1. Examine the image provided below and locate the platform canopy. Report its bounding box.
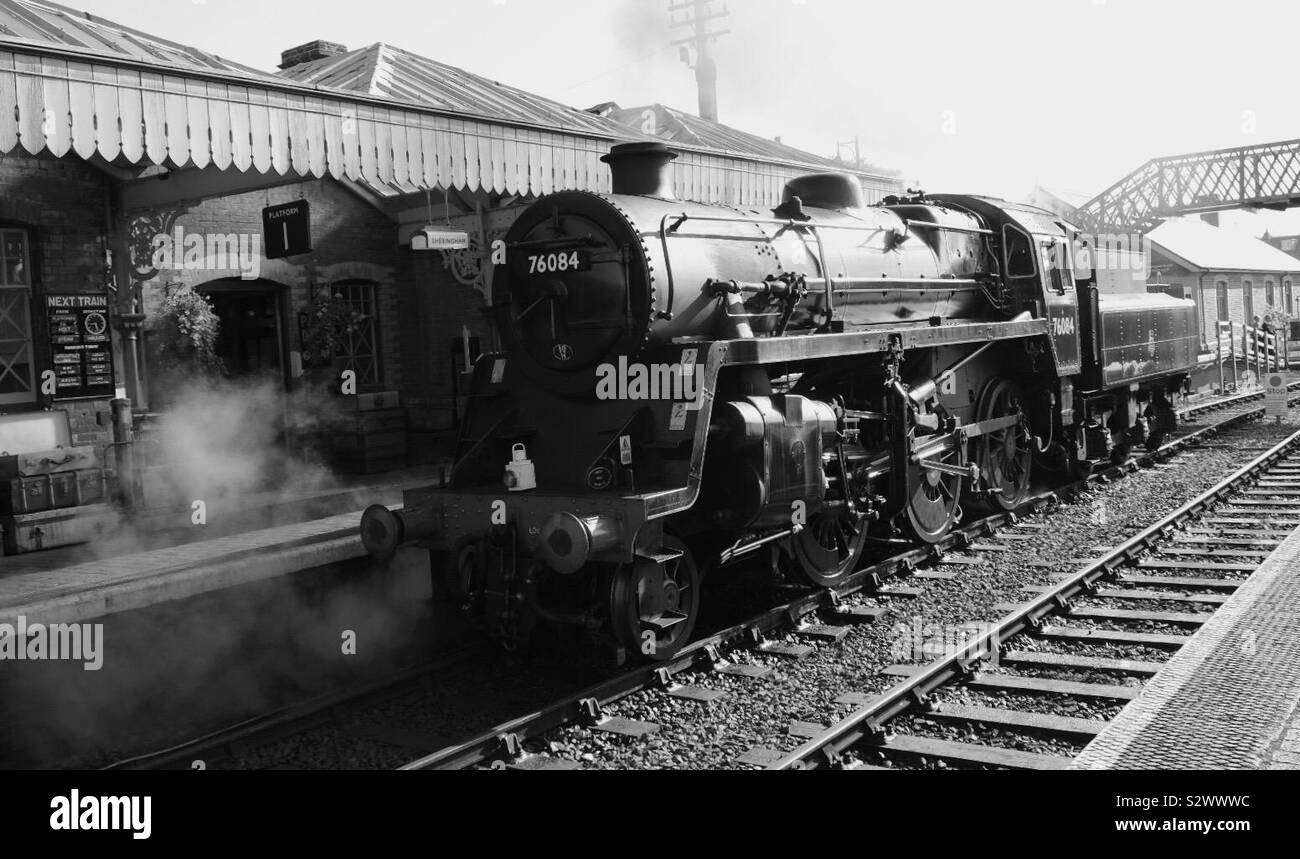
[0,0,881,208]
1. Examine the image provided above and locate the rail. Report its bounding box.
[768,423,1300,769]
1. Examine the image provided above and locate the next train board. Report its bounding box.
[45,293,115,400]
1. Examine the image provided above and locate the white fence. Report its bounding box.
[1214,320,1287,391]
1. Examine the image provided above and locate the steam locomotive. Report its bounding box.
[361,141,1199,661]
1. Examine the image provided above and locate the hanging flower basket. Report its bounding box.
[148,285,225,406]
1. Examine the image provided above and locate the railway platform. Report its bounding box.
[1072,526,1300,770]
[0,466,446,627]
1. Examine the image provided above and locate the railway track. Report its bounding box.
[400,384,1300,772]
[764,424,1300,770]
[101,382,1294,771]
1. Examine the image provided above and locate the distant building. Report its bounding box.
[1146,219,1300,346]
[1262,232,1300,262]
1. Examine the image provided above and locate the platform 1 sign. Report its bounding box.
[1266,372,1289,418]
[263,200,311,259]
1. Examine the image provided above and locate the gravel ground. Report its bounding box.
[228,406,1300,770]
[534,417,1300,770]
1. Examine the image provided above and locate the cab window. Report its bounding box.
[1042,241,1073,294]
[1003,225,1035,277]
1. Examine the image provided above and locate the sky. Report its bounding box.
[76,0,1300,234]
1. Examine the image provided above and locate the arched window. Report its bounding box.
[0,228,36,406]
[1266,279,1275,308]
[1243,280,1253,320]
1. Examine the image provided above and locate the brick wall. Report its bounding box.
[140,179,401,395]
[0,152,115,449]
[398,249,497,432]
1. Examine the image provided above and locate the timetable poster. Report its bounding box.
[45,293,115,400]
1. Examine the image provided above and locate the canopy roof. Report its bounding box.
[0,1,891,207]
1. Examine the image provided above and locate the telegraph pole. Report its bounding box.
[837,137,862,168]
[669,0,730,122]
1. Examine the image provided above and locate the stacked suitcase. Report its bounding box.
[1,446,111,554]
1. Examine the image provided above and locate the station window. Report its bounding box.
[1216,281,1229,322]
[1287,281,1294,315]
[1266,279,1275,308]
[0,229,36,406]
[330,280,382,391]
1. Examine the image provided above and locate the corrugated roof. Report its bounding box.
[0,4,895,207]
[1149,218,1300,273]
[604,103,898,184]
[0,0,275,79]
[278,42,627,137]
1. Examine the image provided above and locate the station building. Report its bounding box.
[0,1,899,549]
[1146,218,1300,347]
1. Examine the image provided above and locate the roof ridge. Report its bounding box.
[368,42,392,96]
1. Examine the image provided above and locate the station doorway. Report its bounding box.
[196,278,288,387]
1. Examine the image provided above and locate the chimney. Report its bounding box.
[279,40,347,70]
[601,142,678,199]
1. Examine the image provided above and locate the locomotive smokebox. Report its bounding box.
[781,173,866,211]
[602,141,678,198]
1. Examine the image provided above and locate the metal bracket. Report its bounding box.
[499,732,523,760]
[579,698,603,722]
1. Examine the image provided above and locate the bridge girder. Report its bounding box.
[1072,138,1300,235]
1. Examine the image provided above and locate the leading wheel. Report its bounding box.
[903,448,964,544]
[973,378,1034,511]
[792,506,870,587]
[608,536,700,662]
